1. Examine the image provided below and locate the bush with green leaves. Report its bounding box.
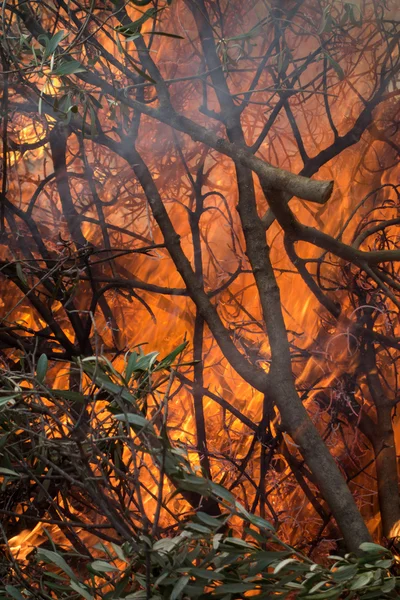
[0,347,399,599]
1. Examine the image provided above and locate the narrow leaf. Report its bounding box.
[125,352,138,382]
[273,558,299,574]
[37,549,77,581]
[53,390,86,402]
[36,354,48,383]
[218,583,254,593]
[54,59,86,76]
[113,413,151,429]
[350,571,374,590]
[143,31,184,39]
[16,263,27,286]
[90,560,119,573]
[324,51,345,80]
[359,542,389,554]
[0,394,19,407]
[115,9,157,37]
[43,30,66,59]
[156,342,187,370]
[134,351,159,372]
[171,575,189,600]
[0,468,20,478]
[69,581,94,600]
[5,586,25,600]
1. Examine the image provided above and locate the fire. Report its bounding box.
[8,524,44,561]
[0,1,399,591]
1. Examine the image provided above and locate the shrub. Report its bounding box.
[0,347,398,599]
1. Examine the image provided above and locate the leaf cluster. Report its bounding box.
[0,347,398,600]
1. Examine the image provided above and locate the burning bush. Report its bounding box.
[0,0,400,588]
[0,349,399,599]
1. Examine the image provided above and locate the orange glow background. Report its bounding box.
[2,0,400,563]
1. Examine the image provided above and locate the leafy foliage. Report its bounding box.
[0,347,399,599]
[1,0,400,595]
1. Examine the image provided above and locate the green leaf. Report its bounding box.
[0,394,19,407]
[196,511,224,529]
[156,342,187,370]
[153,537,180,553]
[126,61,156,83]
[111,543,127,563]
[324,51,345,80]
[125,352,138,382]
[115,9,157,37]
[213,533,223,550]
[308,580,331,594]
[350,571,374,590]
[273,558,299,574]
[318,7,334,34]
[178,474,210,495]
[88,103,97,138]
[37,549,77,582]
[90,560,119,573]
[0,468,20,478]
[143,31,184,39]
[244,512,275,532]
[52,390,86,402]
[5,586,25,600]
[88,94,103,110]
[210,482,235,504]
[374,558,392,568]
[69,581,94,600]
[125,350,160,380]
[345,3,363,27]
[248,551,291,575]
[36,353,48,383]
[171,575,189,600]
[217,583,255,594]
[54,59,86,76]
[359,542,389,554]
[301,589,342,600]
[124,593,148,600]
[331,564,358,582]
[82,362,135,403]
[381,577,396,593]
[188,567,225,581]
[223,537,253,549]
[185,523,211,534]
[41,30,66,59]
[134,351,159,372]
[122,33,141,42]
[16,263,27,286]
[113,413,151,429]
